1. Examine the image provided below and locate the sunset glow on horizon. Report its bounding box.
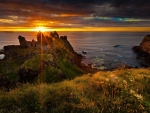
[0,1,150,32]
[0,27,150,32]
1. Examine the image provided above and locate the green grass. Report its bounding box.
[58,60,84,79]
[55,48,84,80]
[42,66,63,83]
[20,53,83,83]
[0,59,22,80]
[4,73,17,81]
[0,61,7,74]
[0,68,150,112]
[22,54,53,70]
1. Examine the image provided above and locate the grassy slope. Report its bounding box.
[0,68,150,112]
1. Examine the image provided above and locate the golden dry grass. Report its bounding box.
[0,68,150,112]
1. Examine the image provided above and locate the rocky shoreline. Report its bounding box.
[80,34,150,71]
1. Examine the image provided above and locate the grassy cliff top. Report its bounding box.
[0,68,150,112]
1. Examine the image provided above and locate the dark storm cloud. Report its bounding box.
[0,0,150,27]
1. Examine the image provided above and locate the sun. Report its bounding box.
[37,26,46,32]
[31,26,52,32]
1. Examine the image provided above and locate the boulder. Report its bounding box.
[82,51,87,54]
[114,45,123,48]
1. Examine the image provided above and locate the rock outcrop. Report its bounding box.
[18,35,28,48]
[139,35,150,54]
[132,35,150,64]
[60,36,74,52]
[133,35,150,54]
[50,31,59,38]
[37,31,46,44]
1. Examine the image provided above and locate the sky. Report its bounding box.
[0,0,150,31]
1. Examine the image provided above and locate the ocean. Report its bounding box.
[0,31,149,69]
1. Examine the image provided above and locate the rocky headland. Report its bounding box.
[132,34,150,66]
[0,31,85,91]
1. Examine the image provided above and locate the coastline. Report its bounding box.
[0,32,150,112]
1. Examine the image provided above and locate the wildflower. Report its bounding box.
[134,94,143,101]
[130,89,143,101]
[123,80,128,88]
[129,77,134,82]
[123,80,127,84]
[130,89,135,94]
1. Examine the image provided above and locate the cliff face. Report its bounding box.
[139,35,150,54]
